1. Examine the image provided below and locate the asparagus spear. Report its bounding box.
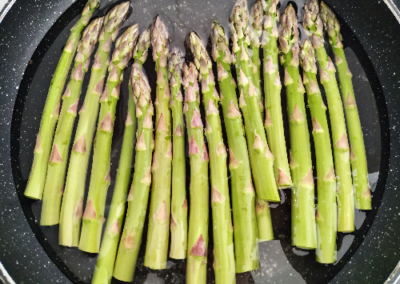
[262,0,292,188]
[320,2,371,210]
[168,48,188,260]
[113,64,154,282]
[79,24,139,253]
[24,0,100,200]
[230,0,280,202]
[301,40,337,263]
[144,16,172,269]
[59,2,130,247]
[92,29,151,284]
[182,62,209,284]
[190,32,235,284]
[249,0,264,117]
[211,22,259,272]
[279,5,316,249]
[303,0,355,232]
[40,18,103,226]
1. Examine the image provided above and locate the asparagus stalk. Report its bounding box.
[301,40,337,263]
[113,64,154,282]
[144,16,172,269]
[303,0,355,232]
[211,22,259,272]
[92,29,151,284]
[79,24,139,253]
[255,198,274,241]
[182,62,209,284]
[231,0,279,202]
[262,0,292,188]
[24,0,100,200]
[189,32,235,284]
[40,18,103,226]
[320,2,371,210]
[59,2,130,247]
[249,0,264,116]
[279,5,316,249]
[168,48,188,260]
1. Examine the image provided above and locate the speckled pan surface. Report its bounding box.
[0,0,399,283]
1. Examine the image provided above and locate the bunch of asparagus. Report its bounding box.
[190,31,236,284]
[300,39,337,263]
[92,29,151,284]
[23,0,372,281]
[41,16,104,226]
[280,4,317,250]
[25,0,100,200]
[59,2,131,248]
[79,23,139,253]
[304,0,355,235]
[320,2,371,211]
[211,21,259,272]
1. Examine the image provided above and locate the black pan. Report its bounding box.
[0,0,399,283]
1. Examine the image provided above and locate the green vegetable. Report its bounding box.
[59,2,130,247]
[211,21,259,273]
[320,1,371,211]
[190,32,235,284]
[41,17,103,226]
[249,0,264,117]
[113,64,154,282]
[279,5,316,249]
[304,0,355,231]
[183,62,209,284]
[91,28,151,284]
[262,0,292,188]
[144,16,173,270]
[168,48,188,260]
[301,39,337,263]
[24,0,100,200]
[231,0,280,202]
[79,24,139,253]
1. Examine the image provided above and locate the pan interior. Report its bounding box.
[10,0,388,283]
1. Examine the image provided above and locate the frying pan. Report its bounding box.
[0,0,399,283]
